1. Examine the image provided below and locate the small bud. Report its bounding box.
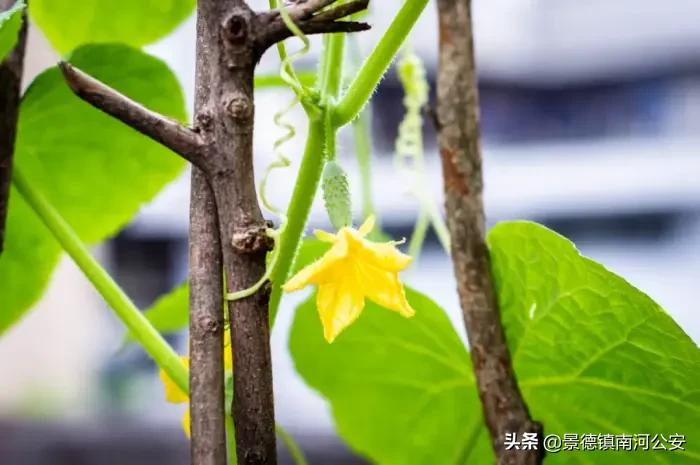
[322,161,352,230]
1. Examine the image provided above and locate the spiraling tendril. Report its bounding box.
[228,0,316,302]
[259,0,313,218]
[395,48,451,259]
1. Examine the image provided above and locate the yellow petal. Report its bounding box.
[159,356,189,404]
[182,406,191,438]
[284,216,415,341]
[357,215,376,237]
[283,233,349,292]
[359,263,415,318]
[313,229,336,243]
[349,233,413,272]
[316,270,365,343]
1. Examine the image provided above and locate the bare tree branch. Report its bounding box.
[256,0,369,53]
[310,0,368,22]
[262,19,368,47]
[435,1,543,464]
[58,62,208,170]
[190,1,371,462]
[197,2,277,463]
[187,2,233,464]
[286,0,337,21]
[0,0,27,255]
[189,167,227,465]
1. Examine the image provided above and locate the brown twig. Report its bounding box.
[255,0,369,52]
[59,62,208,170]
[197,2,370,463]
[186,2,233,464]
[0,0,27,254]
[285,0,337,21]
[189,168,227,465]
[310,0,368,22]
[196,3,278,463]
[435,1,543,464]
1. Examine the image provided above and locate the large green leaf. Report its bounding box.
[16,44,187,243]
[290,221,700,464]
[29,0,195,54]
[0,44,187,334]
[0,187,60,331]
[0,0,24,62]
[490,222,700,463]
[290,288,491,465]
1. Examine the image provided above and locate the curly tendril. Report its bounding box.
[228,0,314,302]
[258,0,313,218]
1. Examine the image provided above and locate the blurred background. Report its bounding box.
[1,0,699,463]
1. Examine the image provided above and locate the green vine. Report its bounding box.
[333,0,429,127]
[395,49,450,257]
[12,168,188,393]
[268,0,431,323]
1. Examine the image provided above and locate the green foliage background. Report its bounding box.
[29,0,195,54]
[0,0,23,61]
[0,0,190,333]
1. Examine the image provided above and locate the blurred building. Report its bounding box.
[2,0,700,463]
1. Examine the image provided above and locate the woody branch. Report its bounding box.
[0,0,28,254]
[435,1,543,465]
[58,62,208,170]
[60,1,370,465]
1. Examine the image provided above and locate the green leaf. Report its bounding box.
[290,222,700,464]
[0,0,24,62]
[0,187,60,332]
[0,44,187,334]
[489,221,700,464]
[29,0,195,54]
[16,44,187,243]
[125,282,189,342]
[290,286,490,465]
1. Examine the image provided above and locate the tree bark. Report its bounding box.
[0,0,27,254]
[435,1,543,464]
[186,5,230,464]
[59,62,205,167]
[194,3,368,463]
[189,168,227,465]
[195,2,276,463]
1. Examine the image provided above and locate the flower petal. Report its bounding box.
[355,239,413,272]
[316,272,365,343]
[314,229,336,243]
[159,356,189,404]
[283,234,349,291]
[357,215,376,237]
[359,263,415,318]
[182,407,191,438]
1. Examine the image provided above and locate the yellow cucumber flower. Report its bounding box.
[160,356,190,404]
[284,215,415,343]
[159,333,233,438]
